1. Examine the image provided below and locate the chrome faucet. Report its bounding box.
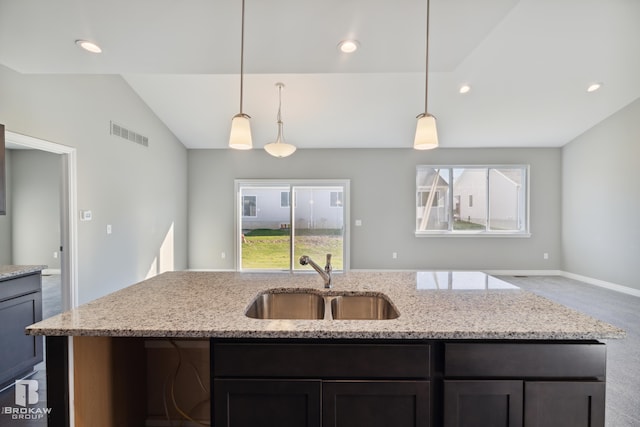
[299,254,333,288]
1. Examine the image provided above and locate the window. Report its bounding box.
[242,195,257,217]
[416,166,529,236]
[280,191,290,208]
[236,180,350,271]
[330,191,343,207]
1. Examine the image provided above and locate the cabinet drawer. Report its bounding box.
[213,341,431,379]
[0,273,41,301]
[445,343,605,379]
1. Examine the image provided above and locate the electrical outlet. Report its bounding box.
[221,252,226,259]
[106,224,112,235]
[53,251,58,259]
[392,252,398,259]
[543,252,549,260]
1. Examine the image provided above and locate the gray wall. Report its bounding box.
[10,150,61,269]
[188,148,562,271]
[562,98,640,291]
[0,149,12,265]
[0,65,188,304]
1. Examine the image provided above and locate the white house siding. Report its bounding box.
[488,169,520,230]
[241,187,344,231]
[455,169,487,225]
[455,169,520,230]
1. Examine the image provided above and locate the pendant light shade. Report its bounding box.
[264,83,297,158]
[414,0,438,150]
[229,113,252,150]
[229,0,252,150]
[414,113,438,150]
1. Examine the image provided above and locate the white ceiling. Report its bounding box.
[1,0,639,150]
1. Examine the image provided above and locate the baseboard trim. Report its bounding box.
[560,271,640,298]
[484,270,563,276]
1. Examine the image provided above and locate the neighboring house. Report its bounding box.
[455,169,522,230]
[241,188,344,231]
[416,172,450,230]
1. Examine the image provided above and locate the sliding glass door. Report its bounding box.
[236,180,348,272]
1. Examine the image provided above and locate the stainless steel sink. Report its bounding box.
[245,289,399,320]
[330,294,399,320]
[245,291,325,319]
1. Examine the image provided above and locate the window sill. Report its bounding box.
[415,231,531,238]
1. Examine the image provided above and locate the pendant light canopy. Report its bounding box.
[229,0,252,150]
[414,0,439,150]
[264,83,297,158]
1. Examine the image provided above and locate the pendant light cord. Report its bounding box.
[277,84,282,125]
[424,0,431,113]
[239,0,246,114]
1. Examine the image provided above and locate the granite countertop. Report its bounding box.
[0,265,47,281]
[26,271,626,340]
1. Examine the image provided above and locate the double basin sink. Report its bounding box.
[245,289,399,320]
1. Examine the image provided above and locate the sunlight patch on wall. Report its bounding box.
[145,222,175,279]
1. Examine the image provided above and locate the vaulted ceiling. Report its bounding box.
[1,0,638,149]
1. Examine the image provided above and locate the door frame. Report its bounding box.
[5,130,78,310]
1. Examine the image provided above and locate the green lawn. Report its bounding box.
[242,229,343,270]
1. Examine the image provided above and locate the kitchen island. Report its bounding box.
[27,271,625,427]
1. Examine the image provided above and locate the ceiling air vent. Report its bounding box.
[110,121,149,147]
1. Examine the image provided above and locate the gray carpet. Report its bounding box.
[501,275,640,427]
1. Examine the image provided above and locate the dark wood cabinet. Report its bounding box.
[323,380,430,427]
[214,379,321,427]
[444,380,523,427]
[0,272,43,387]
[443,343,606,427]
[525,381,605,427]
[212,340,433,427]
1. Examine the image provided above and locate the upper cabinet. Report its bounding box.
[1,124,5,215]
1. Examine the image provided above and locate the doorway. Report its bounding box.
[4,131,78,311]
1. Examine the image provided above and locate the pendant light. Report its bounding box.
[229,0,252,150]
[414,0,439,150]
[264,83,297,158]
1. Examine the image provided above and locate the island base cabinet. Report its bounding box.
[524,381,605,427]
[213,379,321,427]
[444,380,605,427]
[323,381,430,427]
[444,380,523,427]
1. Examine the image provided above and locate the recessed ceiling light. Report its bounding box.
[338,40,359,53]
[75,39,102,53]
[587,82,602,93]
[459,84,471,94]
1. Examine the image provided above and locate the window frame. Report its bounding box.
[415,165,530,237]
[235,179,351,271]
[242,195,257,218]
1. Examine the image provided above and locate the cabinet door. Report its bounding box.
[525,381,605,427]
[444,380,523,427]
[0,291,43,386]
[213,379,321,427]
[323,381,430,427]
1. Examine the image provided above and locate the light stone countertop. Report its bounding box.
[26,271,626,340]
[0,265,47,281]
